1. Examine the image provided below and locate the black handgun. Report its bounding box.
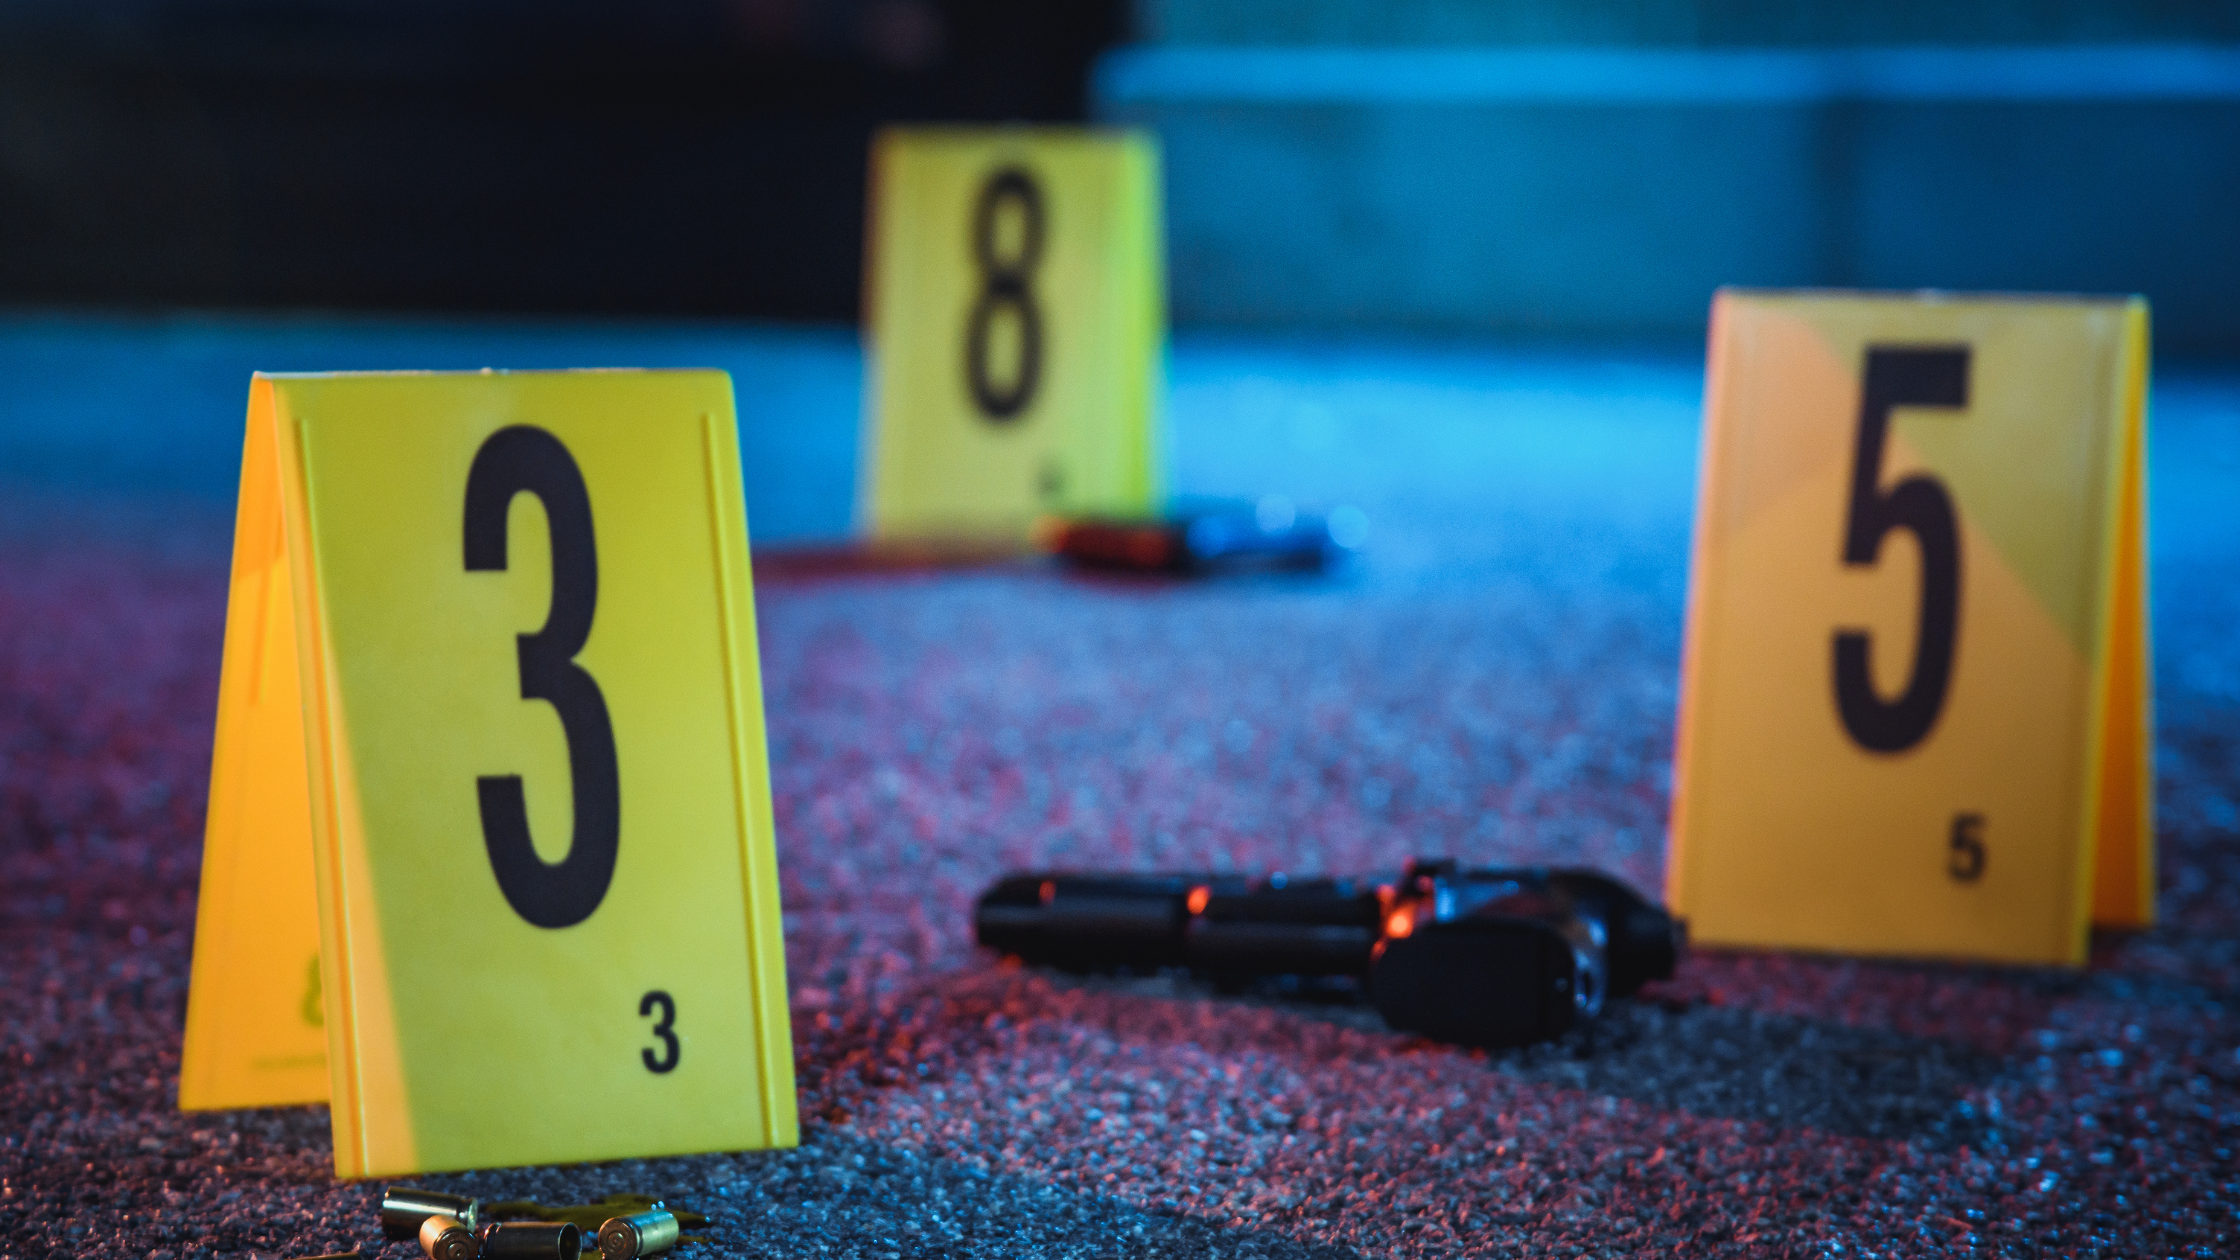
[974,859,1681,1047]
[1050,500,1364,574]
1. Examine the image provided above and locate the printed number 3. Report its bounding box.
[1834,346,1971,755]
[641,990,680,1074]
[464,426,621,929]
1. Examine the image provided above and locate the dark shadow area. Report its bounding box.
[0,0,1128,321]
[1038,969,2004,1147]
[1491,999,2003,1148]
[416,1131,1366,1260]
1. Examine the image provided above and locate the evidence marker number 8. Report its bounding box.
[964,166,1047,422]
[1833,345,1983,883]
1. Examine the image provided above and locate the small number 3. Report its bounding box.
[640,990,679,1074]
[1949,813,1986,882]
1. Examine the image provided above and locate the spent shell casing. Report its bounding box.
[596,1209,681,1260]
[383,1188,480,1240]
[477,1221,582,1260]
[419,1213,478,1260]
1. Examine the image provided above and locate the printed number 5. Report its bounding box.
[464,426,621,930]
[641,990,680,1074]
[1834,347,1971,754]
[1949,813,1987,882]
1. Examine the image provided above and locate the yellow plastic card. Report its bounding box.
[1669,290,2153,966]
[860,126,1166,541]
[179,370,797,1176]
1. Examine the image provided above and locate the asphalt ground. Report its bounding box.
[3,315,2238,1258]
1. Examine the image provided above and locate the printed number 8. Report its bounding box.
[964,166,1046,421]
[1834,347,1970,754]
[464,427,621,930]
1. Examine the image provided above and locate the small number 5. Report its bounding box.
[1949,813,1986,882]
[640,990,679,1074]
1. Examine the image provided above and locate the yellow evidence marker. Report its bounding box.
[859,126,1167,543]
[1669,290,2153,966]
[179,370,797,1176]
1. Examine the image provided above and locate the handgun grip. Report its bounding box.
[1370,916,1600,1047]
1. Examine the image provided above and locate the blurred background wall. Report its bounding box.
[4,0,2237,353]
[1107,1,2240,353]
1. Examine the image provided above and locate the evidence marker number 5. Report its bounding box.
[1671,290,2153,965]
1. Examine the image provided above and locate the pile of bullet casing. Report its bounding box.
[382,1189,683,1260]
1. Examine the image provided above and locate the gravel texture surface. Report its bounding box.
[3,330,2239,1259]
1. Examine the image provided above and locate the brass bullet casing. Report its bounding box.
[477,1221,583,1260]
[419,1214,479,1260]
[596,1210,681,1260]
[383,1189,481,1240]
